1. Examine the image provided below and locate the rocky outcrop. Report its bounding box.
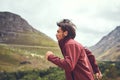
[90,26,120,61]
[0,12,36,33]
[0,12,57,46]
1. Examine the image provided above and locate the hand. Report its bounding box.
[95,72,102,80]
[45,51,54,60]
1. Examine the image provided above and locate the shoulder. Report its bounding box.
[65,39,83,48]
[65,39,75,44]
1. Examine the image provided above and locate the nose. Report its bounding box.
[56,33,59,40]
[56,32,58,36]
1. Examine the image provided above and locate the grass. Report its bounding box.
[1,32,58,47]
[0,43,62,72]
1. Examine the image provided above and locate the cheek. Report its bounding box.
[56,33,60,39]
[56,33,59,37]
[56,33,63,40]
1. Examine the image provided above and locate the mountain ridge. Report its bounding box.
[0,11,57,46]
[0,11,60,72]
[90,26,120,61]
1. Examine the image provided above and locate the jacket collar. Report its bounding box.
[58,37,71,49]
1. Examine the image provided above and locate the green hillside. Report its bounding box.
[1,31,58,47]
[0,12,57,47]
[97,43,120,61]
[0,12,62,72]
[0,43,62,72]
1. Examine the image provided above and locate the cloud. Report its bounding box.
[0,0,120,46]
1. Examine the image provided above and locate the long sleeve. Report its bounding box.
[48,38,95,80]
[48,44,81,72]
[85,48,100,73]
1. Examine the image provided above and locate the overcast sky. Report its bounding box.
[0,0,120,46]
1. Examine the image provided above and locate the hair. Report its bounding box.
[57,19,76,39]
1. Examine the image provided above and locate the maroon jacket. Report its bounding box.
[48,38,99,80]
[84,48,100,74]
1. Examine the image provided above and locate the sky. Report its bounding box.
[0,0,120,47]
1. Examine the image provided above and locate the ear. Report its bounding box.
[64,31,68,36]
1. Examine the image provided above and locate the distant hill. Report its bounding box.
[0,12,61,72]
[90,26,120,61]
[0,12,57,47]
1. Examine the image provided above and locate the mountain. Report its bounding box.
[0,12,61,72]
[0,12,57,47]
[90,26,120,61]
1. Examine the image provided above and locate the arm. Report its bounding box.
[47,44,80,72]
[84,48,100,73]
[84,48,102,79]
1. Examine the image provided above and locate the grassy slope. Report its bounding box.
[0,12,61,72]
[97,43,120,61]
[0,26,62,72]
[2,31,58,47]
[0,43,62,72]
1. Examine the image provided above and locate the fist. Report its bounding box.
[45,51,54,60]
[95,72,102,80]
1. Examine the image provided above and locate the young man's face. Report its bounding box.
[56,27,66,41]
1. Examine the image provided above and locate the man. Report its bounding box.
[46,19,102,80]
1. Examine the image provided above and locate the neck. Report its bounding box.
[58,37,72,48]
